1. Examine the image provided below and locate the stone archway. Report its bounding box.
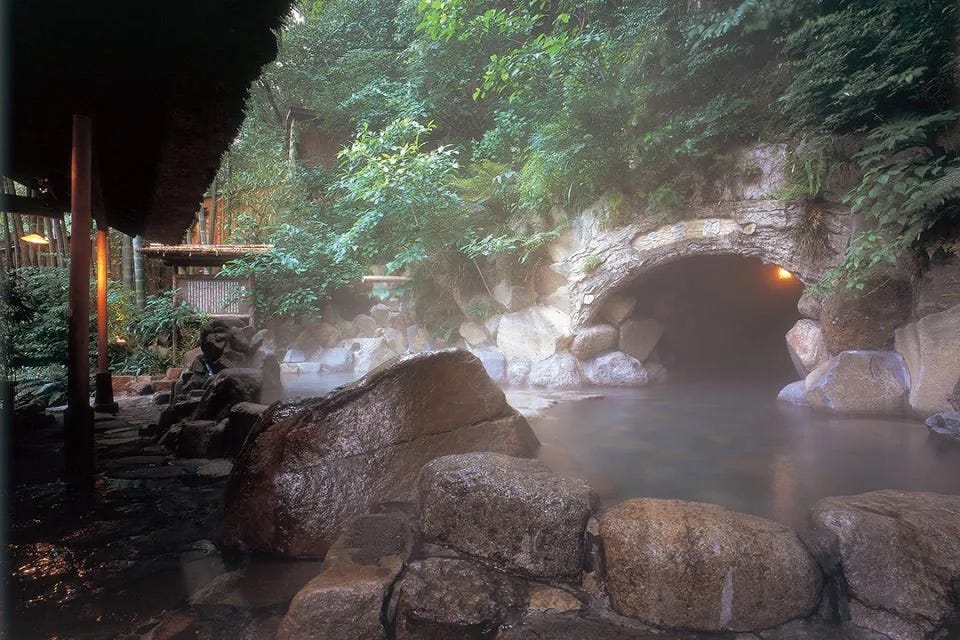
[557,199,851,331]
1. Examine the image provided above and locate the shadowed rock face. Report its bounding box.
[220,349,539,557]
[810,491,960,640]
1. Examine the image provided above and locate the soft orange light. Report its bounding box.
[775,266,794,281]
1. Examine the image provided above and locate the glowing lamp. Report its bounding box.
[775,266,794,281]
[21,233,50,245]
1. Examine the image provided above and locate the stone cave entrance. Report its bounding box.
[619,255,803,383]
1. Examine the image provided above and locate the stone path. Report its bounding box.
[8,397,318,640]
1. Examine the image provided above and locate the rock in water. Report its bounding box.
[417,453,598,580]
[529,353,583,390]
[810,491,960,640]
[583,351,648,387]
[220,349,539,557]
[925,412,960,440]
[804,351,909,416]
[600,498,821,632]
[777,380,808,406]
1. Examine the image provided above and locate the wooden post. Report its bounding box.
[66,114,95,479]
[93,223,117,413]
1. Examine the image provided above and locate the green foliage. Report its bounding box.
[217,0,958,301]
[2,266,69,370]
[583,254,603,272]
[333,118,463,272]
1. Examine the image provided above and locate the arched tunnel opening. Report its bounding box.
[618,255,804,383]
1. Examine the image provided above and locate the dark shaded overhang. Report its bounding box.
[6,0,292,243]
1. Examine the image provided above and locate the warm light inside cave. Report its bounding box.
[775,266,794,281]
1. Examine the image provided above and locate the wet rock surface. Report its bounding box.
[389,557,529,640]
[810,490,960,640]
[221,349,539,557]
[600,498,822,632]
[417,453,598,579]
[804,351,909,415]
[277,512,414,640]
[786,319,829,377]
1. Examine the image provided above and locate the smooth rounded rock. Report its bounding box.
[570,324,618,361]
[600,498,822,632]
[583,351,648,387]
[528,353,583,390]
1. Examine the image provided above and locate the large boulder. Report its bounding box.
[619,318,664,362]
[417,453,598,580]
[804,351,909,416]
[497,306,571,364]
[389,557,528,640]
[819,279,912,353]
[529,353,583,390]
[583,351,649,387]
[570,324,618,361]
[225,402,267,457]
[810,491,960,640]
[277,512,414,640]
[786,319,830,377]
[600,499,821,632]
[220,350,539,556]
[895,304,960,416]
[194,368,263,423]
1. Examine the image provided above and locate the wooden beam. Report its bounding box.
[66,114,95,479]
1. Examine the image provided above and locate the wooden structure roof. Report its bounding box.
[5,0,293,243]
[139,243,273,267]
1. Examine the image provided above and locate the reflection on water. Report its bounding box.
[532,380,960,529]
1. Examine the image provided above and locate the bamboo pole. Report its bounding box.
[58,217,69,263]
[2,210,13,270]
[11,213,25,266]
[44,217,57,267]
[66,114,95,479]
[121,233,133,289]
[133,234,145,309]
